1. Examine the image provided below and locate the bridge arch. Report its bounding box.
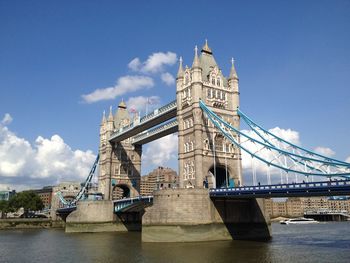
[112,184,130,200]
[208,164,232,188]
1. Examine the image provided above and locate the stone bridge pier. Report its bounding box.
[142,189,271,242]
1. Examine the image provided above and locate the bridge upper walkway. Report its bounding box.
[132,119,178,145]
[109,100,177,143]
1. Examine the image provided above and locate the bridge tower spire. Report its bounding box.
[176,40,242,189]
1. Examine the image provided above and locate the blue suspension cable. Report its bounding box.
[200,101,350,168]
[57,154,100,206]
[199,100,350,177]
[238,108,349,165]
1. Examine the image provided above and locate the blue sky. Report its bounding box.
[1,0,350,190]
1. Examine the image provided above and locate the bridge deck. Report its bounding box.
[210,180,350,198]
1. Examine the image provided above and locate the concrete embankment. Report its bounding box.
[65,200,141,233]
[0,219,65,230]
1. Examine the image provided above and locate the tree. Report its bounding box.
[0,200,14,219]
[9,191,44,218]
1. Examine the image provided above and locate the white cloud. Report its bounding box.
[128,58,141,71]
[241,127,300,173]
[82,75,154,103]
[239,127,349,184]
[161,72,175,86]
[346,156,350,163]
[129,52,177,74]
[1,113,13,125]
[0,122,96,191]
[143,134,178,166]
[314,146,335,157]
[126,96,161,114]
[240,127,304,185]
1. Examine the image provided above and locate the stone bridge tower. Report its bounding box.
[98,102,142,200]
[144,42,270,242]
[176,41,242,189]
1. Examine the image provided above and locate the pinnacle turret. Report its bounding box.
[192,45,200,68]
[108,106,113,121]
[101,110,106,125]
[177,56,184,78]
[229,57,238,80]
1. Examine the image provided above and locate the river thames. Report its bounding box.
[0,222,349,263]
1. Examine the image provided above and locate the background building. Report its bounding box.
[140,167,178,196]
[50,182,81,220]
[265,197,350,218]
[32,186,53,209]
[0,189,16,201]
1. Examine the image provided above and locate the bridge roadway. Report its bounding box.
[109,100,177,143]
[57,180,350,216]
[112,179,350,212]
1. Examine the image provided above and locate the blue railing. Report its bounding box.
[210,180,350,198]
[113,195,153,212]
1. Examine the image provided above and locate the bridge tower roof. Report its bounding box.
[198,40,227,86]
[114,100,130,129]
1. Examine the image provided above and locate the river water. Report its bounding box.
[0,222,349,263]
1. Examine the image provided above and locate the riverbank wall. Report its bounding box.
[0,219,65,230]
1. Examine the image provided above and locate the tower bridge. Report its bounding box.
[62,41,350,242]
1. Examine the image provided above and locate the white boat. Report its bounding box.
[280,217,318,224]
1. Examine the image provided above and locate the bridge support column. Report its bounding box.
[142,189,271,242]
[65,201,141,233]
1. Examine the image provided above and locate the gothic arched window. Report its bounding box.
[217,78,221,86]
[212,78,216,85]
